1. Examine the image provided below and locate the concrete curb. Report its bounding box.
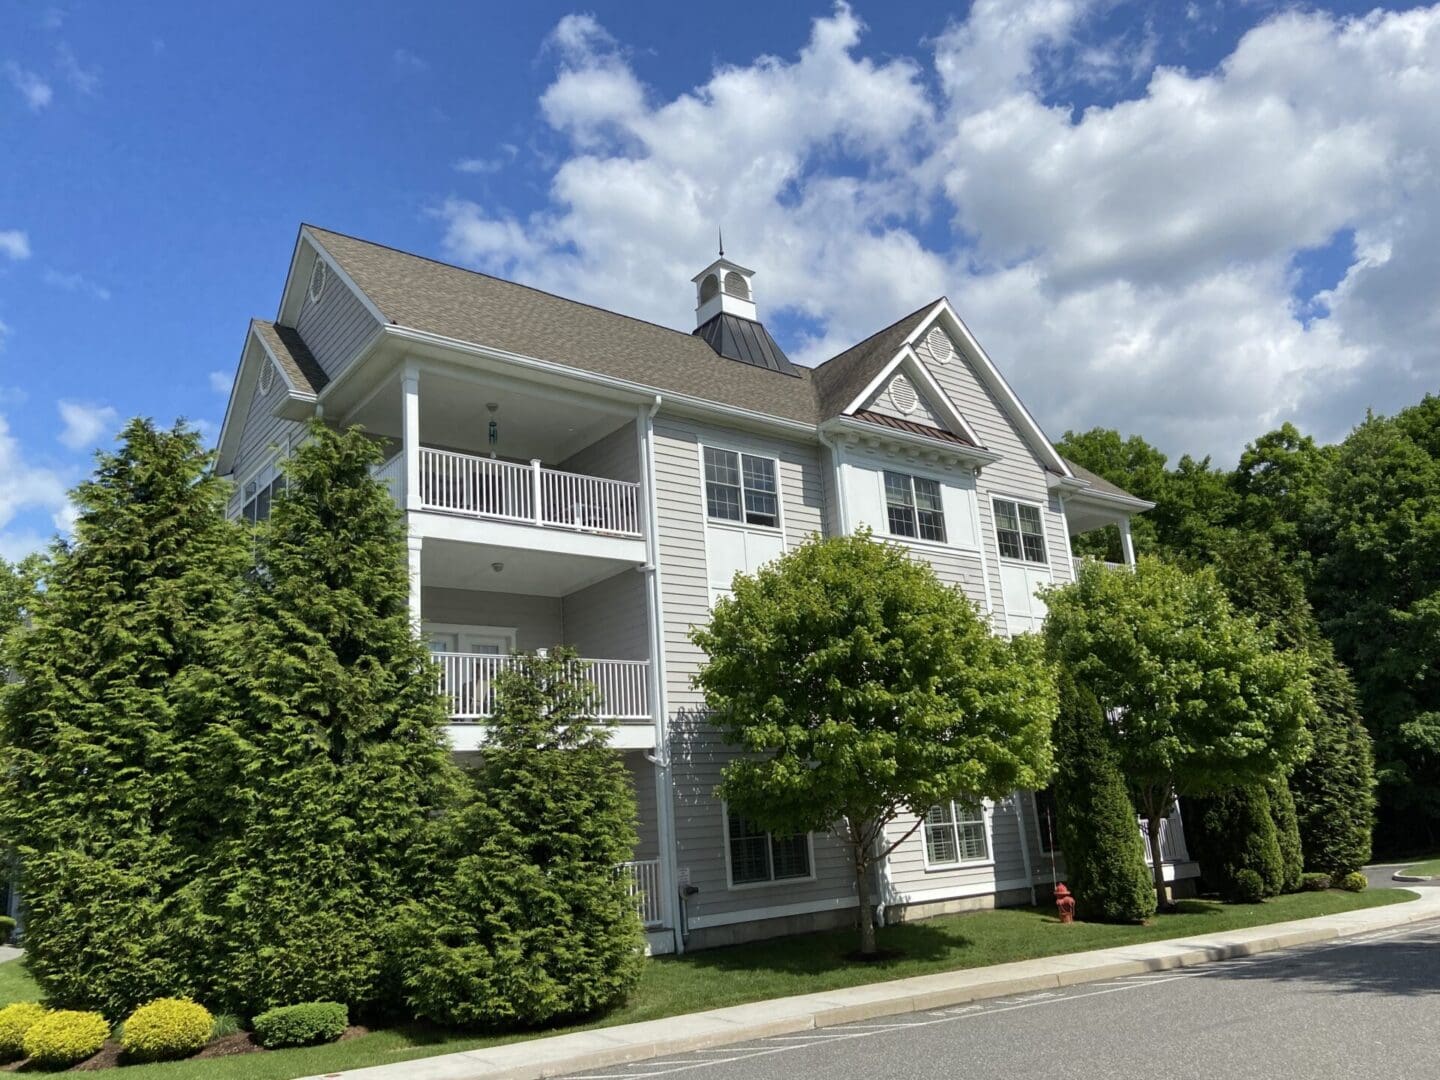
[303,890,1440,1080]
[1390,873,1436,883]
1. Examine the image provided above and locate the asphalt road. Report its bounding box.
[1366,862,1439,889]
[563,919,1440,1080]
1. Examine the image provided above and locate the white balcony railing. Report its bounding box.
[1138,813,1189,864]
[620,858,664,928]
[437,653,651,722]
[418,447,642,538]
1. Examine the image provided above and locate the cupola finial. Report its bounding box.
[718,226,724,258]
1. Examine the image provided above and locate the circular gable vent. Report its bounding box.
[257,358,276,395]
[889,375,918,415]
[926,327,953,363]
[308,259,328,304]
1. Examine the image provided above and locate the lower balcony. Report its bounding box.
[437,653,650,722]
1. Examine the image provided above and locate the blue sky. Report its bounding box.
[2,0,1438,559]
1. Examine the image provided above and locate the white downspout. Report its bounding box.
[637,395,682,953]
[817,428,850,536]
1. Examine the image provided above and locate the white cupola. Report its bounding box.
[691,257,757,326]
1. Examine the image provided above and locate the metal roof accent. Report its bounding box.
[694,311,801,377]
[852,409,976,447]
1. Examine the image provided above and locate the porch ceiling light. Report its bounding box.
[492,562,504,573]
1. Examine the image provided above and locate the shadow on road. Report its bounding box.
[1206,928,1440,998]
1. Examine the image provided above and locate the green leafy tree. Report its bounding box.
[1268,778,1304,893]
[0,420,246,1016]
[1044,558,1312,910]
[195,423,457,1015]
[1050,675,1156,923]
[692,533,1056,955]
[1056,428,1170,559]
[1313,401,1440,846]
[1230,423,1335,574]
[396,649,645,1028]
[1188,785,1285,900]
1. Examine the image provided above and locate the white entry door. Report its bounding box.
[426,625,516,656]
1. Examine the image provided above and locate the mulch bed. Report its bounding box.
[3,1025,369,1072]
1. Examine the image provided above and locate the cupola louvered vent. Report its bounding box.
[889,374,918,415]
[926,326,953,363]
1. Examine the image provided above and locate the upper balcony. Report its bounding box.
[355,364,649,564]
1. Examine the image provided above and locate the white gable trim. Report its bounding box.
[905,299,1072,478]
[214,323,318,477]
[840,338,983,449]
[277,229,389,328]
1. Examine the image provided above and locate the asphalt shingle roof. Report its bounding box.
[252,318,328,396]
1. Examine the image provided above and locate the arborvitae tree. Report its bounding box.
[396,649,645,1028]
[1051,675,1156,923]
[197,423,457,1016]
[1189,786,1285,900]
[0,420,245,1017]
[1291,650,1374,876]
[1268,778,1304,893]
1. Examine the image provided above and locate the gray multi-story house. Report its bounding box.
[215,225,1196,956]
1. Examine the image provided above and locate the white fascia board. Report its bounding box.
[1064,486,1156,513]
[897,345,984,447]
[214,330,263,477]
[300,228,389,324]
[918,299,1073,478]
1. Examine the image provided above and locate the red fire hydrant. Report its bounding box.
[1054,883,1076,924]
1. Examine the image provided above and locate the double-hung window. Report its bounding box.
[884,471,946,543]
[704,447,778,527]
[993,498,1047,563]
[727,809,811,885]
[923,801,989,866]
[242,471,286,524]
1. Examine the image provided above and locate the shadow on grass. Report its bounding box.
[657,922,965,978]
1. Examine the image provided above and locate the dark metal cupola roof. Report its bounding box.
[689,250,799,376]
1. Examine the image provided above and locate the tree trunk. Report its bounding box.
[1146,809,1171,913]
[853,834,877,956]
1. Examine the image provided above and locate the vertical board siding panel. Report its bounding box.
[559,420,639,481]
[294,275,381,381]
[562,570,648,660]
[655,416,854,921]
[420,587,563,651]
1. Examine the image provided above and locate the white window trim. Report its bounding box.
[720,802,817,891]
[991,495,1050,567]
[697,442,786,534]
[421,623,518,652]
[237,449,286,523]
[883,469,948,545]
[842,447,983,555]
[919,798,997,873]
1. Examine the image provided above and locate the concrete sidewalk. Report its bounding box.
[303,889,1440,1080]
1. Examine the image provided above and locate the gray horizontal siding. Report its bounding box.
[884,794,1033,902]
[624,751,661,863]
[421,587,563,651]
[229,376,301,516]
[559,420,639,482]
[562,569,648,661]
[294,269,381,381]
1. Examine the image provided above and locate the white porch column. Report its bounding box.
[1118,516,1137,566]
[406,535,423,630]
[402,364,421,512]
[635,398,682,952]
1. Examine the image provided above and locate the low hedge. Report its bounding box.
[0,915,14,944]
[122,998,213,1062]
[22,1009,110,1069]
[0,1002,47,1062]
[1340,871,1368,893]
[1231,868,1266,904]
[252,1002,348,1049]
[1300,872,1332,892]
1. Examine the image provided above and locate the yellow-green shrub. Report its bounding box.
[0,1002,48,1062]
[22,1009,109,1068]
[121,998,213,1061]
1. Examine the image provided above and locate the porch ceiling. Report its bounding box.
[1066,499,1132,536]
[421,536,640,597]
[350,367,633,464]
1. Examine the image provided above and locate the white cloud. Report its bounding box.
[56,400,117,451]
[208,370,232,394]
[393,48,428,73]
[0,230,30,260]
[43,268,110,300]
[0,412,70,558]
[454,144,519,174]
[4,62,52,110]
[54,43,99,95]
[431,0,1440,460]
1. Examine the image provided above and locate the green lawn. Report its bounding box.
[0,888,1413,1079]
[1401,857,1440,878]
